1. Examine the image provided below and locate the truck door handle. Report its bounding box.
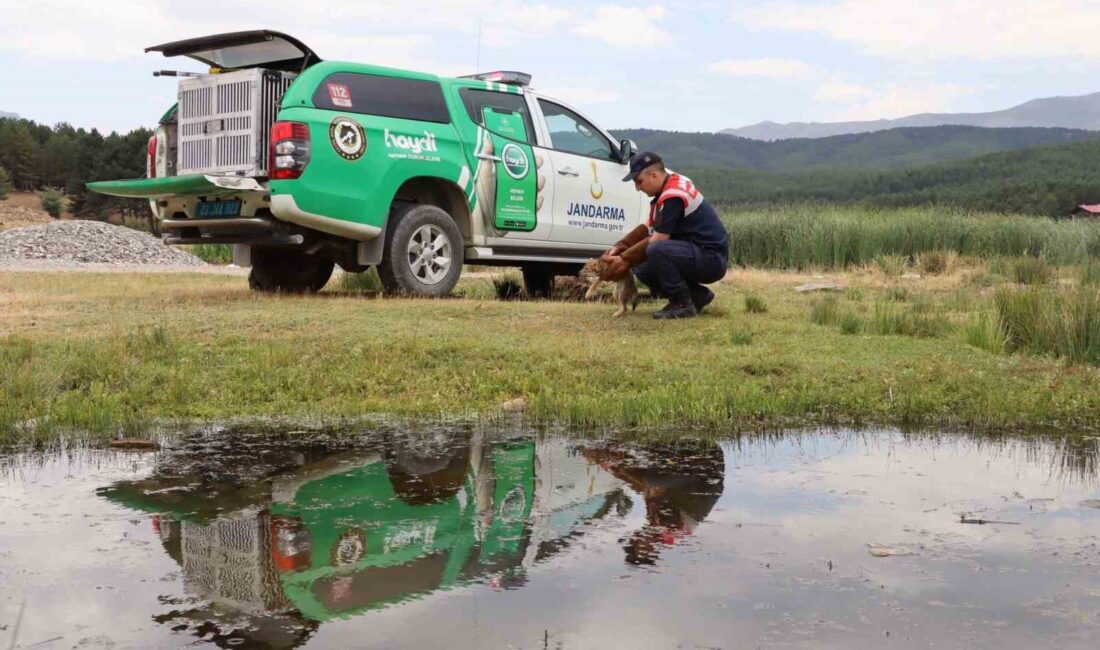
[558,167,579,176]
[477,153,502,162]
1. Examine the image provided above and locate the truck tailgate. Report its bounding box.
[87,174,264,199]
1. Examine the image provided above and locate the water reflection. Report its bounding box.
[96,429,715,644]
[578,440,724,565]
[4,428,1100,649]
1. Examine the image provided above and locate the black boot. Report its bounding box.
[690,285,715,314]
[653,296,697,320]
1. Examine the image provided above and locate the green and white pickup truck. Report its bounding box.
[90,30,646,296]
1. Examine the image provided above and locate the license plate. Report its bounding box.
[195,200,241,218]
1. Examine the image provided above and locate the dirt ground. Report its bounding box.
[0,192,56,231]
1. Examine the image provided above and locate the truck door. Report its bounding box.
[534,98,643,246]
[457,88,550,241]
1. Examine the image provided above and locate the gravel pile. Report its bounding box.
[0,220,206,266]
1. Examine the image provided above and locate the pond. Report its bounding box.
[2,426,1100,648]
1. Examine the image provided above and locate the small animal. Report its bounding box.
[579,257,639,318]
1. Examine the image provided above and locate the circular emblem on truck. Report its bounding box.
[500,143,529,180]
[329,117,366,160]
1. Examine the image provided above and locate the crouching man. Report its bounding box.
[602,152,729,319]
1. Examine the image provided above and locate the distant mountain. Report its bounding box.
[684,138,1100,217]
[612,125,1099,172]
[0,111,19,120]
[723,92,1100,141]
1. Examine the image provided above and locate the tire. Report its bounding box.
[378,204,463,297]
[521,264,555,299]
[248,249,334,293]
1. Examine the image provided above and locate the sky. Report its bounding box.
[0,0,1098,135]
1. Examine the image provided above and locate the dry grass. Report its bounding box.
[0,192,56,231]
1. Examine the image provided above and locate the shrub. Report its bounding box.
[1012,256,1053,285]
[838,312,863,335]
[917,249,957,275]
[0,166,11,200]
[744,294,768,313]
[38,187,65,218]
[493,273,524,300]
[340,267,383,293]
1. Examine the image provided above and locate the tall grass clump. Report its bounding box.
[340,267,383,293]
[996,287,1100,365]
[917,249,957,275]
[744,294,768,313]
[810,296,841,326]
[1011,256,1053,285]
[963,313,1008,355]
[1082,261,1100,286]
[875,254,908,277]
[722,205,1100,269]
[869,300,951,338]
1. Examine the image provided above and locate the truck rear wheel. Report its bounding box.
[248,249,334,293]
[378,204,463,297]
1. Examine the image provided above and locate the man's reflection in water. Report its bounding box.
[581,440,725,565]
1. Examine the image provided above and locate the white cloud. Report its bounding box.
[737,0,1100,61]
[814,82,980,121]
[573,5,671,48]
[812,82,873,104]
[709,58,817,79]
[0,0,174,62]
[534,76,624,105]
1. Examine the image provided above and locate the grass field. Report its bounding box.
[2,259,1098,446]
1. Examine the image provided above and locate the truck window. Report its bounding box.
[537,99,615,161]
[458,88,534,143]
[312,73,450,123]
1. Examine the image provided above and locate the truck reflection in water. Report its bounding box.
[97,430,725,648]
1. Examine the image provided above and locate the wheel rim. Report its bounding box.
[406,224,453,285]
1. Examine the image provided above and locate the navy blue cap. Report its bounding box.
[622,151,663,182]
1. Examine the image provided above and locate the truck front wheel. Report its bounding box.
[378,204,463,297]
[248,249,334,293]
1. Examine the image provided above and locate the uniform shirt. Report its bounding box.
[652,193,730,256]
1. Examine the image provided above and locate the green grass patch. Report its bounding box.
[2,270,1099,445]
[185,244,233,265]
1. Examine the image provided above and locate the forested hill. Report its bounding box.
[611,125,1099,172]
[685,138,1100,216]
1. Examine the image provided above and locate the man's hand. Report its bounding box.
[600,255,631,281]
[600,245,622,264]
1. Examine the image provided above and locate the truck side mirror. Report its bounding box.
[619,139,635,163]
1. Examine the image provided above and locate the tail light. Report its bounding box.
[270,121,311,180]
[147,135,158,178]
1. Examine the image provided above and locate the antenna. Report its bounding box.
[476,17,482,73]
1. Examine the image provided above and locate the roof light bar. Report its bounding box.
[461,71,532,87]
